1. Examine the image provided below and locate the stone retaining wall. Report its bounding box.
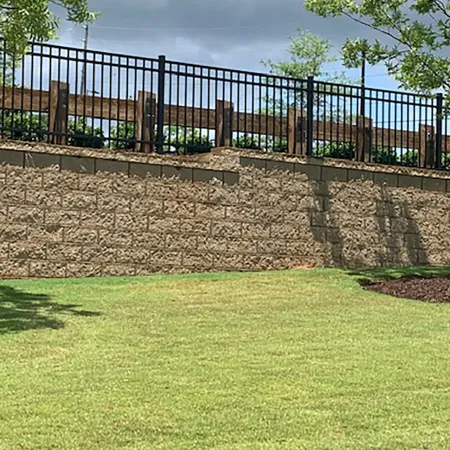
[1,140,450,278]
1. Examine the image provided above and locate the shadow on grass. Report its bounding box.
[0,285,102,334]
[349,265,450,286]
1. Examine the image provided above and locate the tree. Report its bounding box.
[260,28,357,124]
[305,0,450,101]
[0,1,97,57]
[262,28,353,84]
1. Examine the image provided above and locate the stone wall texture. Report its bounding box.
[1,140,450,278]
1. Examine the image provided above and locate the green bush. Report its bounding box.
[110,122,136,150]
[67,120,105,148]
[1,111,48,142]
[233,135,262,150]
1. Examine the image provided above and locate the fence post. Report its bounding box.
[216,100,234,147]
[136,91,156,153]
[49,80,69,145]
[288,109,306,155]
[356,116,373,162]
[306,77,314,156]
[156,55,166,154]
[419,124,435,169]
[436,93,443,169]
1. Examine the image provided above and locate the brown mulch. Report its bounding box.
[365,276,450,303]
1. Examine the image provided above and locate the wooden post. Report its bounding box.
[49,81,69,145]
[216,100,234,147]
[136,91,156,153]
[419,124,435,169]
[288,109,306,155]
[356,116,372,162]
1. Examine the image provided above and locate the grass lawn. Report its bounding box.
[1,269,450,449]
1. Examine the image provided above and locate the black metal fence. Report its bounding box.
[0,40,447,169]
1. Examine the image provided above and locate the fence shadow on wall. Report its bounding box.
[0,285,102,334]
[308,172,429,269]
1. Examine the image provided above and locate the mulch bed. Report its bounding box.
[365,276,450,303]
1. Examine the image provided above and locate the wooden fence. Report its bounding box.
[0,82,447,167]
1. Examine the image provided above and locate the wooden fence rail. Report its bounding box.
[0,84,448,163]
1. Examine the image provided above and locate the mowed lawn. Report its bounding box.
[1,269,450,450]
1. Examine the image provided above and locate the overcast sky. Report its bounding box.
[52,0,397,90]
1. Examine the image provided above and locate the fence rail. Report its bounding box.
[0,40,448,170]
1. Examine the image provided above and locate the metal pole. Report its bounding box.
[156,55,166,153]
[436,93,443,169]
[360,50,366,118]
[80,24,89,96]
[306,76,314,156]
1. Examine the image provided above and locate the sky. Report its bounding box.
[52,0,398,91]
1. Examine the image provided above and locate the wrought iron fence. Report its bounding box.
[0,40,447,169]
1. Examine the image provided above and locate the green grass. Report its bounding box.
[1,268,450,449]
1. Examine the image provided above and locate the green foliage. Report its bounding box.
[319,142,355,159]
[1,111,48,141]
[233,135,262,150]
[0,1,98,58]
[67,120,104,148]
[166,127,212,154]
[262,28,353,84]
[110,122,136,150]
[305,0,450,103]
[0,111,104,148]
[110,123,213,154]
[372,147,398,165]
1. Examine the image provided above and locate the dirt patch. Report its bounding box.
[365,276,450,303]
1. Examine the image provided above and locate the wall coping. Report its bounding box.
[1,139,450,184]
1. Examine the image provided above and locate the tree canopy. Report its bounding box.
[261,28,352,83]
[0,0,97,56]
[305,0,450,100]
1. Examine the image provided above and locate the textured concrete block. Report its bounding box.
[96,158,129,175]
[162,165,193,181]
[196,203,226,220]
[212,220,241,238]
[25,152,60,169]
[240,156,266,171]
[0,149,24,167]
[164,200,196,218]
[63,192,97,210]
[223,171,239,185]
[398,175,422,189]
[321,166,348,182]
[348,169,374,182]
[29,261,66,278]
[209,185,239,205]
[103,264,136,277]
[66,263,102,278]
[26,190,62,208]
[8,206,44,224]
[9,242,47,260]
[80,211,115,229]
[266,160,295,173]
[129,162,162,179]
[0,259,28,278]
[46,209,80,226]
[61,155,95,174]
[294,163,321,181]
[115,213,148,231]
[63,227,98,244]
[193,168,224,184]
[373,172,398,187]
[97,194,130,212]
[28,224,64,243]
[422,177,446,192]
[99,229,133,247]
[47,243,83,262]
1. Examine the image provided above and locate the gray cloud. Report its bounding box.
[55,0,372,71]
